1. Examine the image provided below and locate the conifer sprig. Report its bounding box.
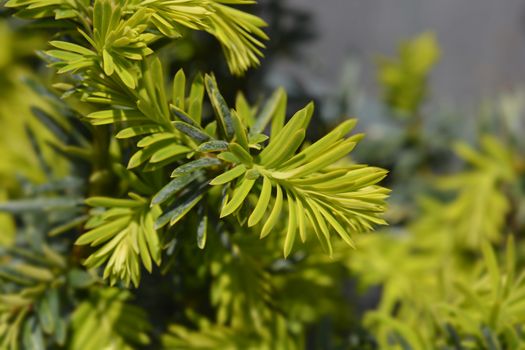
[6,0,268,75]
[3,0,388,317]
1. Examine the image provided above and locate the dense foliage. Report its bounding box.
[1,1,524,350]
[0,0,389,348]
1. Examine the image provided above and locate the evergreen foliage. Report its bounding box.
[376,32,440,118]
[2,1,525,349]
[345,34,525,349]
[0,0,389,348]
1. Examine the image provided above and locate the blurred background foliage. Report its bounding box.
[1,0,525,349]
[0,17,69,246]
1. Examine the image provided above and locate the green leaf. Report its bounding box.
[46,49,84,62]
[210,165,246,185]
[155,194,203,229]
[85,197,143,208]
[318,205,355,248]
[228,142,252,165]
[143,208,161,265]
[217,152,240,163]
[67,269,97,289]
[23,318,45,350]
[205,74,234,140]
[252,87,287,134]
[171,158,222,177]
[149,144,191,163]
[231,110,249,150]
[258,102,313,164]
[170,105,199,127]
[245,168,260,180]
[235,91,255,127]
[270,88,288,138]
[75,216,129,246]
[0,198,83,213]
[36,294,55,334]
[151,174,194,206]
[50,41,96,56]
[102,49,115,75]
[54,319,67,346]
[173,121,210,143]
[307,200,333,256]
[116,63,137,89]
[197,140,229,153]
[197,208,208,249]
[220,177,256,217]
[283,194,297,258]
[87,109,147,125]
[272,139,356,179]
[248,176,271,227]
[116,124,165,139]
[260,185,283,238]
[295,197,307,242]
[49,215,89,237]
[263,128,305,168]
[172,69,186,109]
[137,133,175,148]
[282,119,357,168]
[204,121,218,138]
[248,133,269,149]
[188,73,204,123]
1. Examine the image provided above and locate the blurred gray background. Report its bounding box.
[266,0,525,108]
